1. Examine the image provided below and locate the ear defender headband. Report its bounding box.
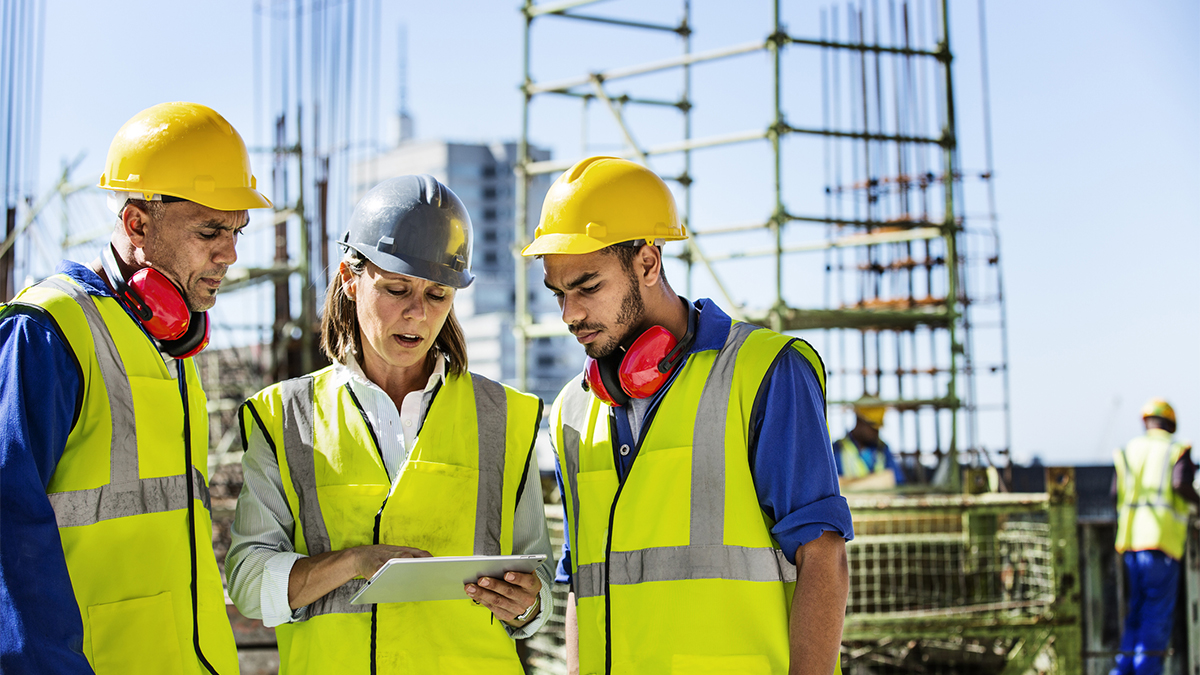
[101,246,210,358]
[582,301,698,407]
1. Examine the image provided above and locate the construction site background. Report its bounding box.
[1,0,1196,673]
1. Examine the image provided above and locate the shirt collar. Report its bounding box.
[337,351,446,395]
[55,260,114,298]
[687,297,734,355]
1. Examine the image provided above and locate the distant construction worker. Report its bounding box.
[0,102,271,673]
[834,395,905,488]
[1110,399,1198,675]
[523,156,853,675]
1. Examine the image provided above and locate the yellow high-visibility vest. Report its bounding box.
[242,366,541,674]
[834,437,889,478]
[9,275,238,675]
[1114,429,1192,560]
[552,320,840,675]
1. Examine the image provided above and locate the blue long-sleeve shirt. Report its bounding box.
[556,298,854,583]
[0,261,130,674]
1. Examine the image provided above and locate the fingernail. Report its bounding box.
[506,573,515,581]
[466,585,476,594]
[480,578,490,587]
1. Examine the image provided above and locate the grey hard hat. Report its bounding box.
[341,174,474,289]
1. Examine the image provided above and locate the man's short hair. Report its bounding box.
[602,241,668,286]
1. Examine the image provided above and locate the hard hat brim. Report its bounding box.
[521,231,686,257]
[344,243,474,290]
[100,185,273,211]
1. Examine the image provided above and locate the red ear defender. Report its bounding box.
[127,267,191,341]
[580,300,699,407]
[583,356,624,407]
[101,246,210,358]
[618,326,678,399]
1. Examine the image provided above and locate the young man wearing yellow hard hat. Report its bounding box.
[1110,399,1197,675]
[0,102,271,673]
[834,396,905,490]
[524,156,852,675]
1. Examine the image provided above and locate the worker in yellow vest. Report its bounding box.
[225,175,554,674]
[0,102,271,673]
[1110,399,1197,675]
[522,156,853,675]
[834,396,904,490]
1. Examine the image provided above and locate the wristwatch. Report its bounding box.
[515,594,541,622]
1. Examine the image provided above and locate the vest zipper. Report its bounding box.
[366,408,388,675]
[178,361,222,675]
[602,395,668,675]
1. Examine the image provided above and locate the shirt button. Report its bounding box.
[619,444,630,456]
[404,420,412,427]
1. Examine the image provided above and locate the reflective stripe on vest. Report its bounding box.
[32,277,210,527]
[1114,433,1190,559]
[1116,445,1187,516]
[564,322,795,598]
[279,372,512,618]
[13,274,238,675]
[836,437,886,479]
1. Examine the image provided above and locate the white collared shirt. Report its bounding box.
[225,357,554,638]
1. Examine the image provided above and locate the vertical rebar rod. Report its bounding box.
[290,0,309,376]
[821,8,833,368]
[515,3,533,392]
[938,0,960,481]
[977,0,1012,460]
[855,4,870,394]
[771,0,784,317]
[682,0,693,300]
[889,0,908,453]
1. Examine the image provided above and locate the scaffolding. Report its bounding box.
[514,0,1010,483]
[513,1,1043,672]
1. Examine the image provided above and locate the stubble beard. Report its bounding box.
[583,273,646,359]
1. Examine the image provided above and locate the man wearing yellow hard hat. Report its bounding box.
[524,157,852,675]
[0,102,271,673]
[834,395,905,490]
[1110,399,1197,675]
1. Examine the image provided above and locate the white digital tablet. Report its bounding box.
[348,554,547,605]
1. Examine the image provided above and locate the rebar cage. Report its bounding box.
[842,467,1083,674]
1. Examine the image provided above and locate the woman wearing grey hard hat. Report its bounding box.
[226,175,553,673]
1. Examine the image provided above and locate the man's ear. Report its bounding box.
[637,244,663,288]
[122,203,151,248]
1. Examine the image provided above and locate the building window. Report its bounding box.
[482,165,497,178]
[483,228,498,242]
[484,252,498,264]
[484,208,497,221]
[537,355,556,367]
[483,187,497,200]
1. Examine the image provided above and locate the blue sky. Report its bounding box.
[31,0,1199,466]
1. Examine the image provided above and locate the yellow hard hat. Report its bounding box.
[521,156,686,256]
[1141,398,1176,424]
[98,102,272,211]
[854,395,886,429]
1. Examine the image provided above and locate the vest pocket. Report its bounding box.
[670,653,772,674]
[438,655,525,674]
[87,591,186,675]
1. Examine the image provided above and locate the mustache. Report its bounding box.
[569,322,604,336]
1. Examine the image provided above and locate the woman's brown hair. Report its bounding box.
[319,250,468,376]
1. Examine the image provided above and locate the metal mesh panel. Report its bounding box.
[842,491,1073,674]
